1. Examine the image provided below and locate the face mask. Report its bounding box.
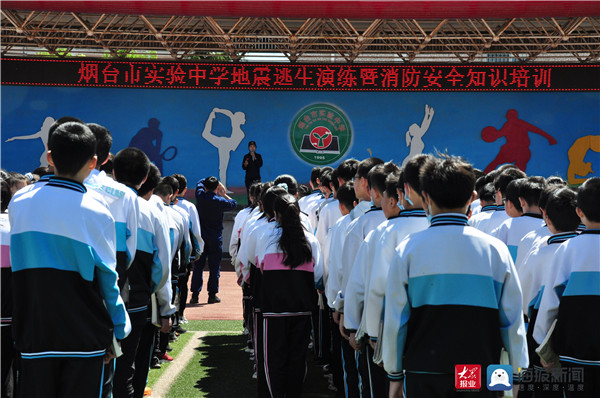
[424,202,433,224]
[370,200,375,208]
[397,202,404,211]
[405,186,414,206]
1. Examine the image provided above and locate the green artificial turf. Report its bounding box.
[184,319,243,332]
[146,331,193,388]
[164,331,334,397]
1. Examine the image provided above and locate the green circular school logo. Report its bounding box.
[290,103,352,165]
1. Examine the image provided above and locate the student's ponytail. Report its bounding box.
[274,193,312,268]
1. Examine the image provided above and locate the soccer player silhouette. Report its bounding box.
[5,116,55,168]
[482,109,557,173]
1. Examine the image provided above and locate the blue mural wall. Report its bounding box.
[2,85,599,188]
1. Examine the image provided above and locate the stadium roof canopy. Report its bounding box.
[2,1,599,63]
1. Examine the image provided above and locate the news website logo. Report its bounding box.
[487,365,513,391]
[455,364,481,391]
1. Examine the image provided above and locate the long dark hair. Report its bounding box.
[274,193,312,268]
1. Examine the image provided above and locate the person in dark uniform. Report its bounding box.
[242,141,262,204]
[191,177,237,304]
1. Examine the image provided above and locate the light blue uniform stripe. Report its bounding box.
[507,245,518,263]
[115,222,128,252]
[137,228,154,254]
[11,231,97,281]
[563,272,600,297]
[408,274,502,309]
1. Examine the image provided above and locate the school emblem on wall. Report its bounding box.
[290,103,352,165]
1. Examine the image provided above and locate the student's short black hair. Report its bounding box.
[505,179,525,213]
[546,176,567,187]
[204,176,219,192]
[384,172,401,200]
[484,168,501,185]
[49,122,96,176]
[545,188,580,232]
[274,174,299,196]
[139,164,161,197]
[297,184,311,199]
[310,167,322,186]
[162,176,179,196]
[258,181,275,215]
[494,168,527,195]
[475,176,487,194]
[368,161,400,194]
[1,180,11,213]
[48,116,85,146]
[404,154,433,193]
[420,155,476,209]
[153,180,173,198]
[519,176,546,207]
[319,170,333,191]
[172,174,187,194]
[478,182,496,203]
[330,169,340,192]
[32,166,52,177]
[576,177,600,222]
[473,168,485,180]
[538,185,560,211]
[113,148,151,187]
[337,181,357,211]
[319,167,334,181]
[336,159,359,183]
[356,157,384,179]
[7,172,27,189]
[86,123,112,165]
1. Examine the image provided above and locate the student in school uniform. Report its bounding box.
[151,181,187,362]
[84,130,140,396]
[298,167,323,214]
[84,124,139,291]
[513,179,567,275]
[173,173,204,323]
[382,155,528,398]
[243,184,286,396]
[533,177,600,398]
[130,165,175,398]
[255,193,323,398]
[469,182,497,231]
[307,168,333,233]
[344,162,400,398]
[364,158,429,361]
[9,122,131,398]
[492,176,546,262]
[518,187,580,397]
[336,157,384,398]
[483,166,527,234]
[111,149,171,398]
[323,181,357,394]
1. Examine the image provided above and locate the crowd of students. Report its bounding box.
[230,156,599,398]
[2,118,205,398]
[1,116,599,398]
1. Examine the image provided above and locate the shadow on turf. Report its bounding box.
[193,334,335,397]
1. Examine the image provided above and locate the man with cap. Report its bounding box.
[242,141,263,203]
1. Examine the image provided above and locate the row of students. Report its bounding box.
[304,155,598,398]
[230,175,324,397]
[2,119,203,398]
